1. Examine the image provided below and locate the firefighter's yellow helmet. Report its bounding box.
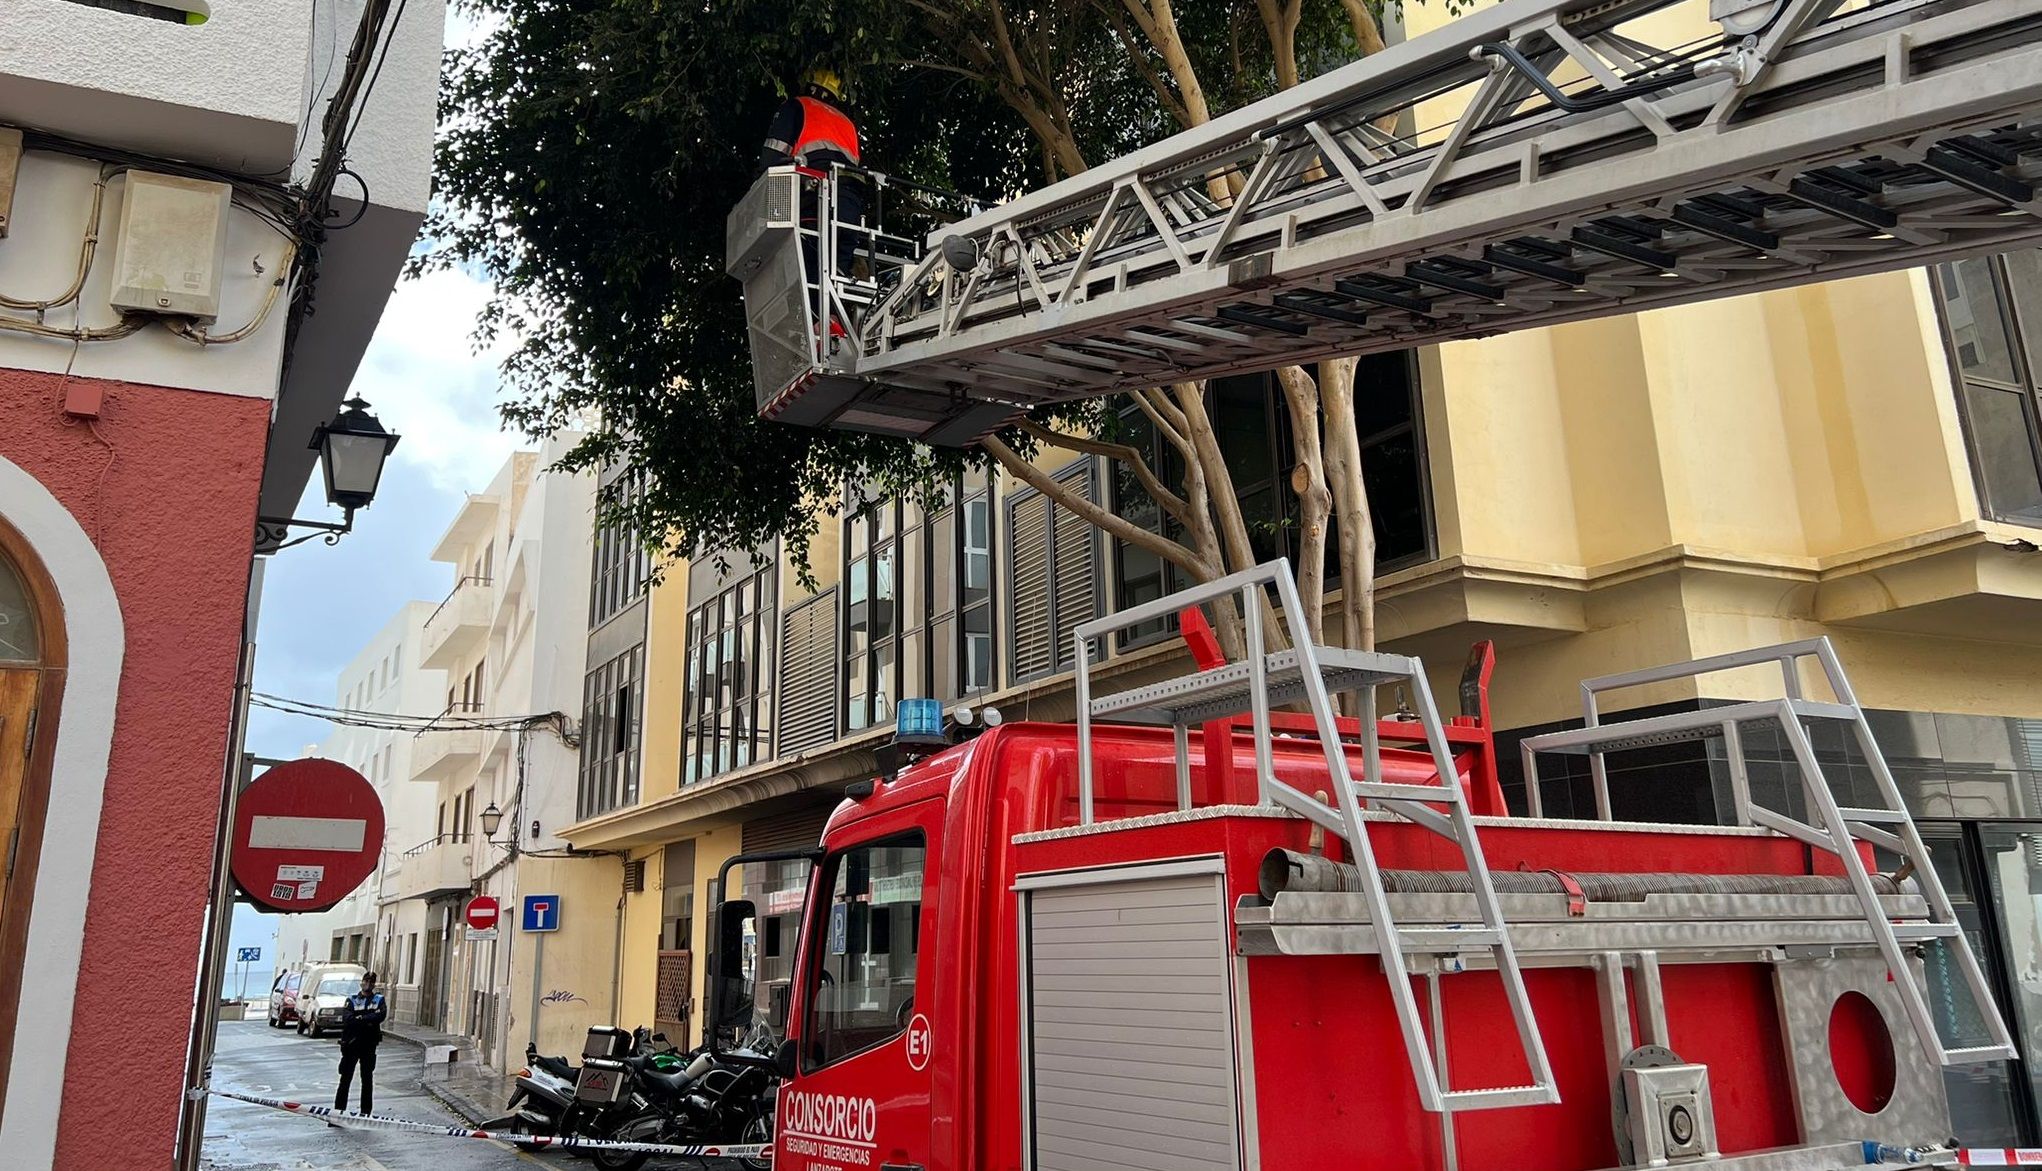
[803,67,844,100]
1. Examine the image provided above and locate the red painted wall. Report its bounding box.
[0,370,268,1169]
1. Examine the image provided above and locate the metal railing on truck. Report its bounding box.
[1519,639,2016,1067]
[1069,558,1559,1113]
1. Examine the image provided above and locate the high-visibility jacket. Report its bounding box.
[761,95,861,169]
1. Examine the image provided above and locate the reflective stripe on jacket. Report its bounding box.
[791,96,860,165]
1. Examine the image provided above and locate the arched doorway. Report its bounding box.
[0,518,65,1127]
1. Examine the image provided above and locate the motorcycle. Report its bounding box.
[486,1026,686,1151]
[589,1035,778,1171]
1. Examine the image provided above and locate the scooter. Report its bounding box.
[486,1029,684,1150]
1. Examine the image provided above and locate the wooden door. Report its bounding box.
[0,668,38,939]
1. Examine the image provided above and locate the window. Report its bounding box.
[405,934,418,984]
[1107,361,1434,645]
[1936,252,2042,524]
[843,475,998,727]
[803,832,925,1069]
[579,645,646,818]
[590,474,653,627]
[330,937,344,961]
[1006,461,1099,683]
[683,566,776,784]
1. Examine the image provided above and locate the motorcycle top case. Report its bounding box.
[581,1025,632,1060]
[575,1058,629,1104]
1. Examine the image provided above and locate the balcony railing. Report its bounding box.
[389,835,475,901]
[420,576,492,670]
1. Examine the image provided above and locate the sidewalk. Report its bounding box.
[383,1020,513,1125]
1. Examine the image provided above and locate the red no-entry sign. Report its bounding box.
[465,896,500,932]
[230,758,385,913]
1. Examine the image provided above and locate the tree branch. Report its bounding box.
[1132,388,1194,464]
[982,435,1214,579]
[1018,417,1193,527]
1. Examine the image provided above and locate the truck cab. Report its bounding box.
[708,562,2006,1171]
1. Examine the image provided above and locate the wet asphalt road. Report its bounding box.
[199,1020,748,1171]
[200,1020,531,1171]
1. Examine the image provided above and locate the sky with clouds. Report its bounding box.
[230,262,526,969]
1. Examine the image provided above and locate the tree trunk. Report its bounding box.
[1319,357,1376,651]
[1275,365,1332,645]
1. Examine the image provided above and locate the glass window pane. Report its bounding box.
[873,640,896,726]
[1964,384,2042,522]
[1352,351,1417,439]
[903,529,924,630]
[806,834,925,1069]
[1926,827,2030,1145]
[2004,249,2042,361]
[932,511,957,615]
[963,498,992,606]
[1942,258,2020,385]
[963,606,993,693]
[1362,431,1432,565]
[930,615,957,701]
[1215,376,1276,488]
[0,550,38,662]
[873,549,896,643]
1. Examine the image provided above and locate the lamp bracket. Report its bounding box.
[255,510,356,552]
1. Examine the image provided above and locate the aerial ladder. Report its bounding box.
[728,0,2042,444]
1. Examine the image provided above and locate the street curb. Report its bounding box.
[419,1077,493,1127]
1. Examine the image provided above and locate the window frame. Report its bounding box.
[577,644,646,819]
[798,828,928,1073]
[1105,362,1436,650]
[840,478,999,730]
[1933,254,2042,528]
[682,564,777,785]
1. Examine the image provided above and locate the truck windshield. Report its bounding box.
[804,831,926,1069]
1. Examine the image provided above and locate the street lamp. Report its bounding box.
[479,802,504,840]
[256,397,402,551]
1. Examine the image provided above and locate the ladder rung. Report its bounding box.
[1440,1085,1559,1111]
[1397,927,1503,950]
[1835,806,1908,825]
[1354,781,1462,805]
[1894,923,1961,940]
[1943,1044,2018,1063]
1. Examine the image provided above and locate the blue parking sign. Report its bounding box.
[522,894,561,932]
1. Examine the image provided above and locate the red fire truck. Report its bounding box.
[704,561,2010,1171]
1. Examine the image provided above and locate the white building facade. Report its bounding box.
[388,438,617,1069]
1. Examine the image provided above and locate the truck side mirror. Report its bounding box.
[709,899,757,1043]
[776,1037,799,1080]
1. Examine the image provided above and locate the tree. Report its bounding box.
[426,0,1407,654]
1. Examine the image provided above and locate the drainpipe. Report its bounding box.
[172,569,259,1171]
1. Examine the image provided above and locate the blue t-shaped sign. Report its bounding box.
[522,894,561,932]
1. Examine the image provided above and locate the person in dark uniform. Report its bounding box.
[761,67,868,325]
[333,971,387,1116]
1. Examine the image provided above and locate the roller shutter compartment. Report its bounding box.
[1024,871,1240,1171]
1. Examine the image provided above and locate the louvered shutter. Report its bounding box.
[777,589,839,754]
[1050,460,1099,670]
[1007,492,1054,682]
[742,804,835,853]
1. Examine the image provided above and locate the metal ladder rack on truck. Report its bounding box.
[702,559,2011,1171]
[727,0,2042,445]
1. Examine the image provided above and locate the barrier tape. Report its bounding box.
[1956,1153,2042,1166]
[202,1088,772,1160]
